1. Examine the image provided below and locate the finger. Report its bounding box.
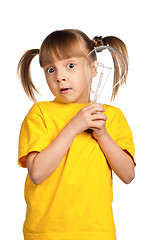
[90,119,107,130]
[89,122,105,130]
[89,127,100,131]
[84,102,103,110]
[91,112,108,121]
[85,103,105,114]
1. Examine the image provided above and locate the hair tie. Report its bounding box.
[92,36,104,47]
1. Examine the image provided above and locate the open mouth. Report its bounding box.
[60,88,71,93]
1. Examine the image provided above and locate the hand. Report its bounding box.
[69,103,108,139]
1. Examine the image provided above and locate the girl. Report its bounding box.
[18,29,135,240]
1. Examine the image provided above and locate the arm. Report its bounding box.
[95,130,135,184]
[91,112,135,184]
[27,122,76,184]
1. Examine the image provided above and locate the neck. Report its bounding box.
[54,97,91,105]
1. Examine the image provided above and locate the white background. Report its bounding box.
[1,0,159,239]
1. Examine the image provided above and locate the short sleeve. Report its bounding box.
[18,103,50,168]
[116,110,135,165]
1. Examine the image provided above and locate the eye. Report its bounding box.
[67,63,75,69]
[47,68,55,74]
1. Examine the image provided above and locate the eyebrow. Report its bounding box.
[64,57,81,62]
[43,56,85,69]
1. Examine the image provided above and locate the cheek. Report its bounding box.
[76,73,88,88]
[81,70,91,87]
[46,78,57,92]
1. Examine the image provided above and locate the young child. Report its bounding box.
[18,29,135,240]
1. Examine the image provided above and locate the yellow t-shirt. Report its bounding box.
[18,99,135,240]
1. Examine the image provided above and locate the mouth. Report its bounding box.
[60,88,71,93]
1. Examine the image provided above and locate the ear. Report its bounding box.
[90,60,99,78]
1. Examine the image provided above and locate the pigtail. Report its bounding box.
[17,49,40,102]
[93,36,129,100]
[103,36,128,100]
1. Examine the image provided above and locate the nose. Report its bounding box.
[56,69,66,83]
[57,78,66,83]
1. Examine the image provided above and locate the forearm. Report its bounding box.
[97,131,135,184]
[29,122,76,184]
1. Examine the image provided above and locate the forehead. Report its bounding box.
[39,38,89,68]
[44,53,88,67]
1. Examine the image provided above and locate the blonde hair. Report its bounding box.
[17,29,129,102]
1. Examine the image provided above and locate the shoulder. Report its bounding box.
[27,101,55,116]
[103,104,123,119]
[103,104,130,129]
[21,101,54,127]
